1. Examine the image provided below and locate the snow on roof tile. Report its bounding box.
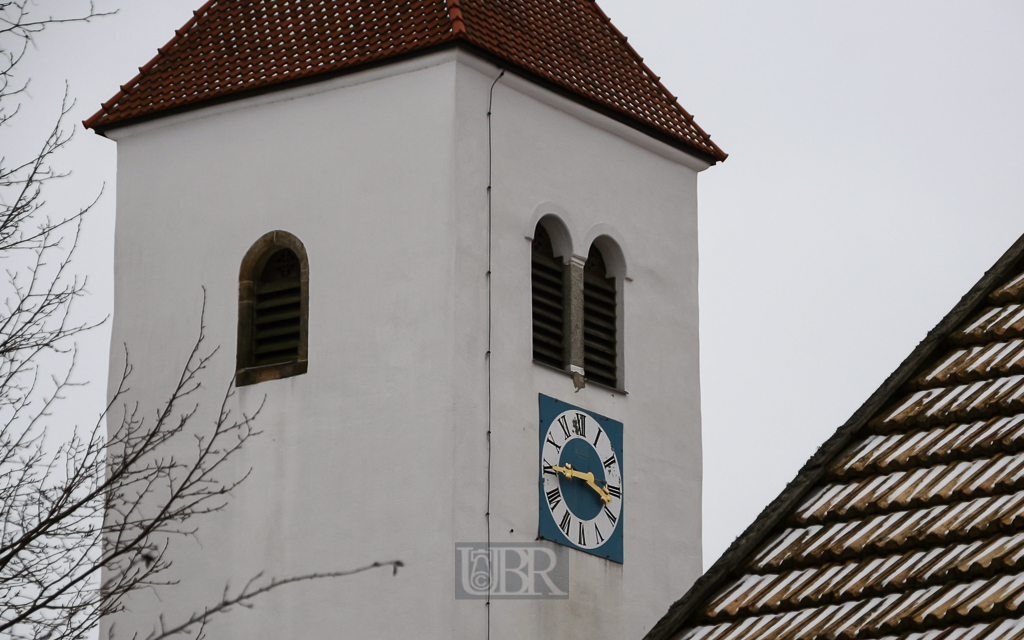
[84,0,726,162]
[646,233,1024,640]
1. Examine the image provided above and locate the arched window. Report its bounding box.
[532,223,569,369]
[237,231,309,386]
[583,244,617,388]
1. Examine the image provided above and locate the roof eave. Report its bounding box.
[585,0,725,162]
[85,41,724,165]
[84,40,461,136]
[643,231,1024,640]
[83,0,219,133]
[453,41,725,164]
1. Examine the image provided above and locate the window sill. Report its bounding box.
[236,360,308,387]
[531,359,627,395]
[584,378,628,396]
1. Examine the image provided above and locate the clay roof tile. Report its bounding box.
[84,0,725,162]
[646,233,1024,640]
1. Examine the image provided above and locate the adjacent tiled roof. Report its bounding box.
[84,0,726,162]
[646,233,1024,640]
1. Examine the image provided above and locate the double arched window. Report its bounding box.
[531,219,623,390]
[236,231,309,386]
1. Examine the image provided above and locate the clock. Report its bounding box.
[538,394,623,563]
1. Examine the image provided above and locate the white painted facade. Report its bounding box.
[104,49,706,640]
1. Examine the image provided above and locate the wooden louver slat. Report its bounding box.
[253,249,302,367]
[533,225,567,369]
[584,247,617,388]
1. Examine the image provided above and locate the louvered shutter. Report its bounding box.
[532,226,567,369]
[584,247,617,388]
[253,249,302,366]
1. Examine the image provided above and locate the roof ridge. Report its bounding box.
[446,0,467,36]
[643,232,1024,640]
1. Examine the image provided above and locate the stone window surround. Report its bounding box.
[236,230,309,387]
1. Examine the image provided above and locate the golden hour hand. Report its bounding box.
[550,463,612,504]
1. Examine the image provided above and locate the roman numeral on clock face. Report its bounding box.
[546,436,562,453]
[539,401,622,558]
[572,413,586,437]
[558,416,571,439]
[604,505,618,527]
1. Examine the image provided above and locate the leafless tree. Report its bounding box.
[0,5,400,640]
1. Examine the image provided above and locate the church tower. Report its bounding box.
[86,2,726,638]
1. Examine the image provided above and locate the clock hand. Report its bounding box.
[551,463,575,480]
[583,476,613,504]
[550,464,613,504]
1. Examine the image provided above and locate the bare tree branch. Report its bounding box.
[0,6,403,640]
[137,561,405,640]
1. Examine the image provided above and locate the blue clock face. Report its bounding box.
[538,395,623,563]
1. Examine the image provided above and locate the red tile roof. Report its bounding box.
[84,0,725,162]
[645,233,1024,640]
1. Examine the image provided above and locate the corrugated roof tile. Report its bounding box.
[650,258,1024,640]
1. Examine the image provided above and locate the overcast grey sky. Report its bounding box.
[13,0,1024,570]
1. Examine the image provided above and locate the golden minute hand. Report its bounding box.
[551,464,612,504]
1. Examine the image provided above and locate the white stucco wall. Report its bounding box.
[451,54,706,639]
[104,48,705,640]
